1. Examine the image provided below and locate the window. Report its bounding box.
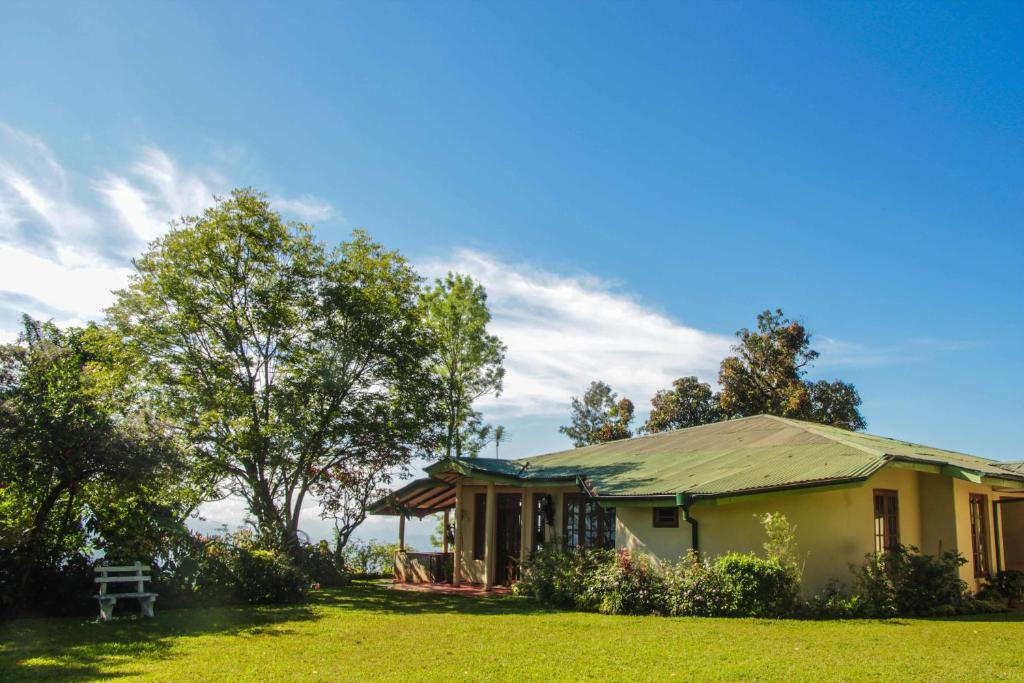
[969,494,990,578]
[532,493,548,553]
[473,493,486,560]
[873,489,899,553]
[653,507,679,528]
[564,494,615,549]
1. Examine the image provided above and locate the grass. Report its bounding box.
[1,581,1022,682]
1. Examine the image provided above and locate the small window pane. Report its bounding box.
[873,490,899,553]
[653,507,679,528]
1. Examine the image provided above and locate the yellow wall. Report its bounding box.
[616,507,690,567]
[917,472,957,556]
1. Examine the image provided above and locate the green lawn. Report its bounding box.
[1,581,1021,682]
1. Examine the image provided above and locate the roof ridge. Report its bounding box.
[514,414,780,464]
[758,415,887,458]
[771,415,1011,466]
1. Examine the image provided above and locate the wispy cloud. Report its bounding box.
[0,124,337,341]
[422,249,734,416]
[270,194,337,222]
[815,336,983,369]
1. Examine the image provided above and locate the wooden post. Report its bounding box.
[519,490,532,565]
[398,514,406,552]
[484,481,497,590]
[452,479,463,587]
[442,508,450,554]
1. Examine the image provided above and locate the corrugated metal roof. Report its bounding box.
[444,415,1024,498]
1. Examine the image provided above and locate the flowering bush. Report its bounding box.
[513,544,613,608]
[664,552,737,617]
[577,549,667,615]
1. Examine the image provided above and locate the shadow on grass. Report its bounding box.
[311,580,556,616]
[0,581,545,681]
[0,601,319,682]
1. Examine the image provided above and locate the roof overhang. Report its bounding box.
[368,478,456,517]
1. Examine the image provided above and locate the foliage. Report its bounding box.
[804,379,865,432]
[420,273,506,458]
[718,309,865,430]
[492,425,508,458]
[513,544,614,608]
[232,549,308,604]
[978,570,1024,606]
[853,545,970,616]
[108,190,438,555]
[0,317,197,615]
[577,549,667,615]
[559,380,635,447]
[802,580,864,619]
[714,552,800,617]
[429,514,454,550]
[517,545,799,619]
[759,511,802,582]
[340,539,401,578]
[294,540,347,588]
[663,552,737,616]
[643,376,724,433]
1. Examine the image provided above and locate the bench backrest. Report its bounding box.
[95,561,151,594]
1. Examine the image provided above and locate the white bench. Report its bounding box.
[94,561,158,621]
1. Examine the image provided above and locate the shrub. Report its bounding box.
[664,552,737,617]
[233,549,308,604]
[341,540,401,578]
[514,544,614,608]
[802,580,863,619]
[577,549,666,615]
[979,570,1024,607]
[296,540,347,588]
[716,552,799,617]
[854,546,969,616]
[759,512,803,583]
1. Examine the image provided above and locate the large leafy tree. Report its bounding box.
[718,309,865,430]
[559,380,635,447]
[642,376,724,433]
[419,273,505,458]
[108,189,437,554]
[0,317,192,584]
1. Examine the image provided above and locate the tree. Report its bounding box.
[493,425,507,458]
[107,189,437,555]
[718,309,865,430]
[643,376,724,433]
[0,317,193,593]
[805,379,865,431]
[419,273,506,458]
[559,381,635,447]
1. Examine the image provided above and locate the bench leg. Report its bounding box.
[139,595,156,618]
[98,598,116,622]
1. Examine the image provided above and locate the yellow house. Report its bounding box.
[372,415,1024,594]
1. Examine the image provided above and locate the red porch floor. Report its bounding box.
[387,581,512,597]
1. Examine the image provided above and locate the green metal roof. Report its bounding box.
[437,415,1024,499]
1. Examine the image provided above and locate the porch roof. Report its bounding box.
[371,415,1024,514]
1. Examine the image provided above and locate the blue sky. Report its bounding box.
[1,2,1022,547]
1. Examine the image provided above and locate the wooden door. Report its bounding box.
[496,493,522,585]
